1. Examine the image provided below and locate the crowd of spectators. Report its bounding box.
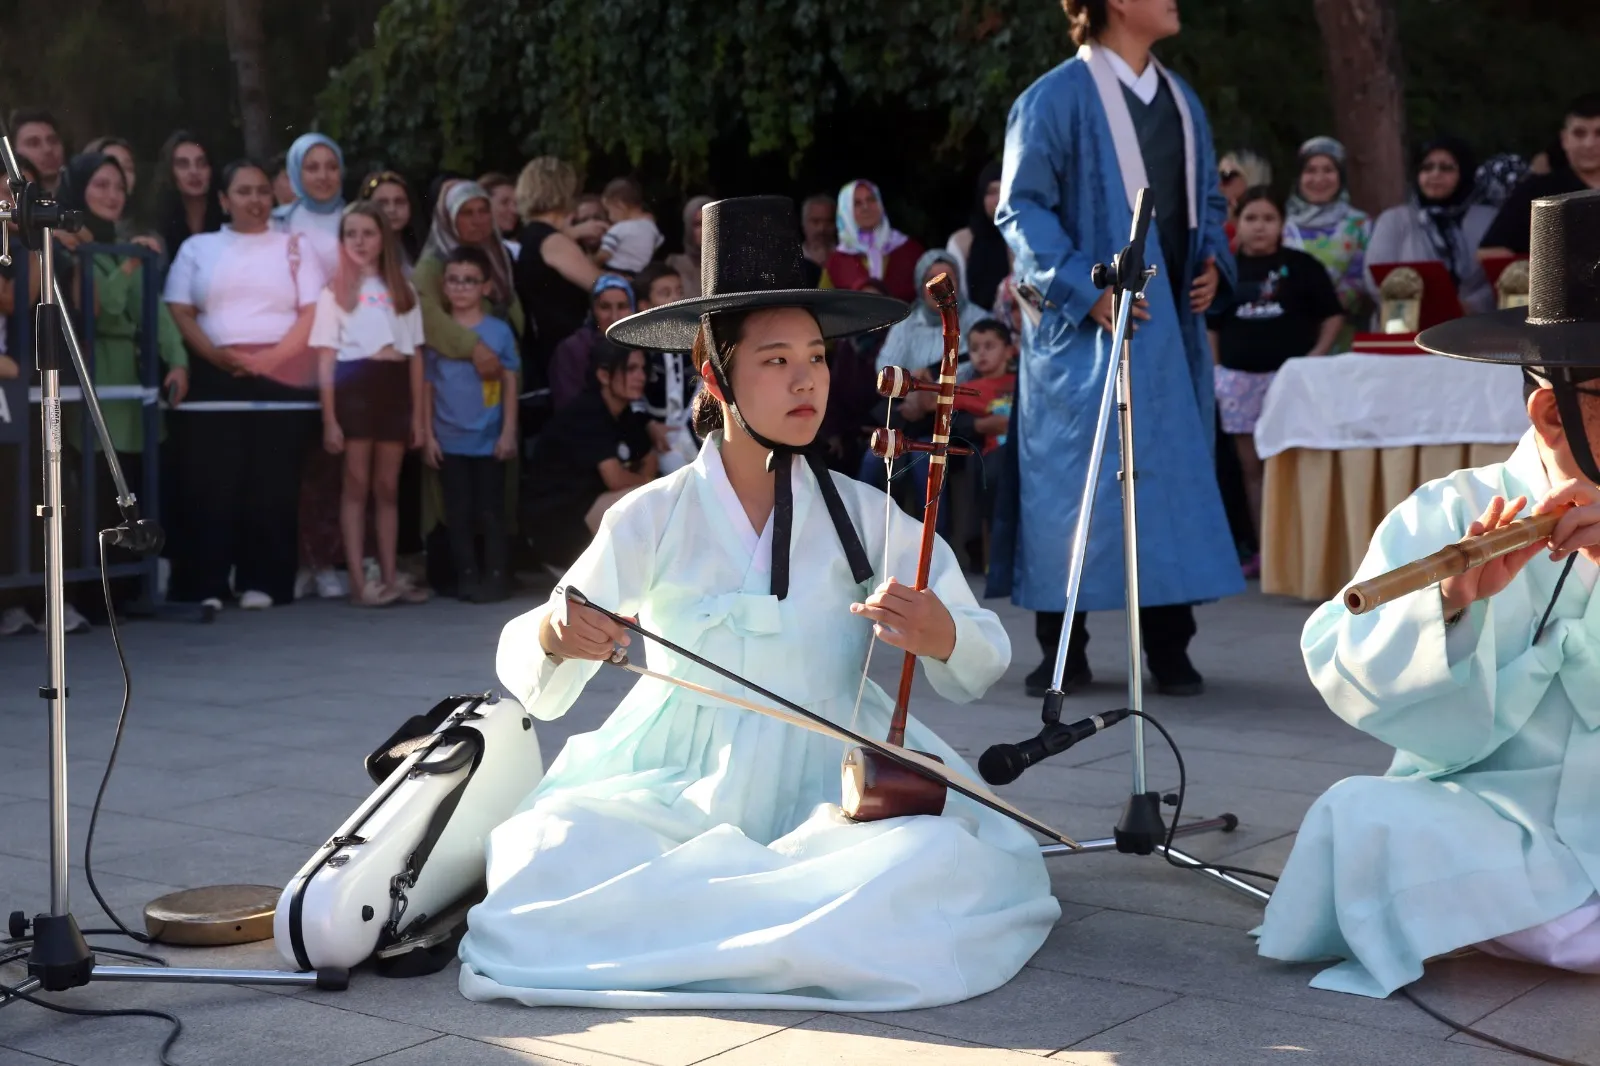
[1,88,1595,629]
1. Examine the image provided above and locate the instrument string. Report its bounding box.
[849,400,900,734]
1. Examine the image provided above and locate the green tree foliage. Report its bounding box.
[321,0,1598,220]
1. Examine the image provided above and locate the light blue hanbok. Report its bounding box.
[458,438,1060,1010]
[1258,430,1600,996]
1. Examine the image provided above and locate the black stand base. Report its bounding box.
[26,913,93,992]
[1113,790,1167,855]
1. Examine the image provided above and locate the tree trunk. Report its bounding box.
[224,0,273,159]
[1312,0,1407,214]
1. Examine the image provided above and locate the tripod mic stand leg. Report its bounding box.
[1156,845,1272,904]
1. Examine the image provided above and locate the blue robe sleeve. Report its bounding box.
[496,496,657,720]
[997,83,1103,325]
[1190,99,1236,292]
[1300,477,1503,774]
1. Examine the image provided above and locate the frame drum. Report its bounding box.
[143,885,280,946]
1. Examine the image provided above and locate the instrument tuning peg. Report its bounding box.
[877,366,982,400]
[870,428,975,461]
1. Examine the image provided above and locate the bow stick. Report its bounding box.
[558,585,1079,848]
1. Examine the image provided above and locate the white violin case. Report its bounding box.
[275,691,542,974]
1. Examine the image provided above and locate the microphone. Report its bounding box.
[978,709,1131,786]
[106,519,165,556]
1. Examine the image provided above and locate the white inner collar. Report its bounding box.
[703,438,777,573]
[1104,47,1160,105]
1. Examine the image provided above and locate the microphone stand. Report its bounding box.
[0,136,340,1010]
[1030,188,1269,905]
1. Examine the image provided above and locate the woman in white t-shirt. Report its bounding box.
[311,202,427,607]
[164,159,326,611]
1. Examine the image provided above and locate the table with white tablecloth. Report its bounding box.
[1253,353,1528,601]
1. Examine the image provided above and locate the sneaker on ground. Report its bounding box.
[63,604,92,634]
[314,569,346,599]
[0,606,38,636]
[239,590,274,610]
[200,597,224,612]
[293,568,316,600]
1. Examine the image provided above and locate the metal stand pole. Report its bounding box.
[1027,188,1268,905]
[0,136,335,1007]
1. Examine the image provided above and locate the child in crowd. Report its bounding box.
[956,319,1017,457]
[596,177,662,274]
[1208,185,1344,579]
[312,202,428,607]
[632,263,698,474]
[525,341,655,570]
[954,318,1018,540]
[422,247,520,603]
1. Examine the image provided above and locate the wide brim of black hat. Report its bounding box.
[1418,307,1600,368]
[606,289,910,352]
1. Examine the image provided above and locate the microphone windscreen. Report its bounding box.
[977,744,1022,786]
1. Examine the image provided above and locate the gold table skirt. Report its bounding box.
[1260,443,1517,603]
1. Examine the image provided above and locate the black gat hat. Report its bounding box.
[606,195,908,352]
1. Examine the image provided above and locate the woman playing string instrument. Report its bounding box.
[458,197,1059,1011]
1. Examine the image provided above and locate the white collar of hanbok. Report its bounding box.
[1504,428,1600,593]
[699,435,778,574]
[1102,47,1160,104]
[1077,42,1198,228]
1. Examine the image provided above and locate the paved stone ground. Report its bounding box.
[0,583,1593,1065]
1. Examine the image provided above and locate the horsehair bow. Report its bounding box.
[557,585,1079,848]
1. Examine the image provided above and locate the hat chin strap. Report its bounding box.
[1552,368,1600,487]
[703,314,874,599]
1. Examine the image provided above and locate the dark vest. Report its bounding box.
[1122,79,1190,304]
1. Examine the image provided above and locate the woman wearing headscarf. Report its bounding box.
[152,130,224,263]
[822,180,924,303]
[665,194,713,299]
[943,163,1011,313]
[860,249,988,531]
[874,248,989,375]
[1365,136,1498,316]
[546,274,635,411]
[415,178,526,375]
[1282,136,1372,318]
[273,132,347,279]
[62,152,190,618]
[270,134,353,600]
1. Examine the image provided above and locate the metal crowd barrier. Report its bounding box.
[0,243,184,616]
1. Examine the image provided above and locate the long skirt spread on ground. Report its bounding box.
[456,437,1060,1010]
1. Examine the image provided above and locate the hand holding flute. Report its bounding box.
[1343,481,1600,616]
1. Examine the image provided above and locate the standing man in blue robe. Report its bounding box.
[994,0,1242,697]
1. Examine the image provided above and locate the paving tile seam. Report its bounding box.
[1049,899,1264,931]
[0,1043,75,1066]
[1451,969,1558,1029]
[347,1031,450,1066]
[1052,989,1186,1056]
[0,791,358,852]
[678,1010,826,1065]
[1020,958,1462,1041]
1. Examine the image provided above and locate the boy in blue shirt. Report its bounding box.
[422,247,520,602]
